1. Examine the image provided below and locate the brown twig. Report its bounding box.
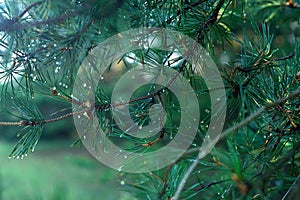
[230,52,295,80]
[229,52,296,97]
[142,129,165,147]
[277,105,298,129]
[0,121,22,126]
[196,0,225,44]
[0,110,85,127]
[193,180,227,191]
[17,1,44,20]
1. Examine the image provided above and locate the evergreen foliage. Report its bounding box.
[0,0,299,199]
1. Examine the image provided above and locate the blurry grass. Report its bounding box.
[0,140,136,200]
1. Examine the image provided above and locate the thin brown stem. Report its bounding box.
[230,52,295,84]
[17,1,44,19]
[196,0,225,44]
[41,110,84,124]
[0,110,85,127]
[0,121,22,126]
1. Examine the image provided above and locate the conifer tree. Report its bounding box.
[0,0,299,199]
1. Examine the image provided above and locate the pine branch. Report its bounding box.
[0,90,165,128]
[0,65,183,128]
[172,86,300,200]
[0,110,84,127]
[17,1,44,20]
[0,3,91,32]
[230,52,296,78]
[196,0,225,43]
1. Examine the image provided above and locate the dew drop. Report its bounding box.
[54,68,59,74]
[120,180,125,185]
[117,166,123,172]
